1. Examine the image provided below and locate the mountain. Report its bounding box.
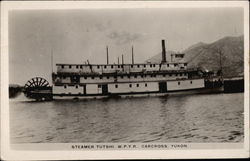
[146,35,244,77]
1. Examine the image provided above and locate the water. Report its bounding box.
[10,93,244,143]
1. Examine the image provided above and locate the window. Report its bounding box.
[145,83,147,87]
[114,76,117,79]
[190,81,192,84]
[118,65,120,68]
[100,76,103,79]
[169,74,172,76]
[69,65,72,69]
[174,64,177,67]
[80,65,82,69]
[180,73,182,76]
[91,76,94,79]
[184,63,187,66]
[98,85,102,88]
[153,64,155,67]
[131,65,133,68]
[128,75,130,79]
[178,82,180,85]
[129,84,132,88]
[163,74,166,77]
[97,65,100,69]
[141,75,144,78]
[150,64,152,67]
[120,76,123,79]
[159,64,162,68]
[75,85,78,89]
[107,76,109,79]
[167,64,169,67]
[61,65,64,69]
[64,85,67,89]
[121,65,124,68]
[104,65,107,69]
[136,84,139,87]
[111,65,113,68]
[137,65,140,68]
[176,74,178,76]
[76,65,79,69]
[144,65,146,67]
[134,75,137,78]
[115,84,118,88]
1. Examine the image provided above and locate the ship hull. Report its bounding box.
[52,86,224,100]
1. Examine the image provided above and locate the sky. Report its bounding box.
[9,8,243,85]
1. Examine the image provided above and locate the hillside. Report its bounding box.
[145,50,176,63]
[146,36,244,77]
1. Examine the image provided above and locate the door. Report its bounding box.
[159,82,167,93]
[83,85,86,95]
[102,84,108,95]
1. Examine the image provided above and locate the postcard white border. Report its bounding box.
[1,1,249,160]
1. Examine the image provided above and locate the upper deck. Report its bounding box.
[55,40,189,75]
[55,62,188,75]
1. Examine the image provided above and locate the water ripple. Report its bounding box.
[10,93,244,143]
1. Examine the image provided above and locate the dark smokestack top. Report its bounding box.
[161,40,166,63]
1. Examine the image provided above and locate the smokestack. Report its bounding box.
[106,46,109,64]
[122,54,124,64]
[118,57,120,64]
[161,40,166,63]
[132,46,134,64]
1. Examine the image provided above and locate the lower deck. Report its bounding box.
[52,78,223,99]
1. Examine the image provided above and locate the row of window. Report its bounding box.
[178,81,192,85]
[114,83,147,88]
[62,81,193,89]
[98,84,148,88]
[64,85,78,89]
[60,63,187,69]
[59,73,188,80]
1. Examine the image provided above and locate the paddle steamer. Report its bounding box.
[48,40,223,99]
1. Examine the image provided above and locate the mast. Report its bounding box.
[219,50,223,80]
[106,46,109,64]
[132,46,134,64]
[51,49,53,84]
[51,49,53,73]
[122,54,124,64]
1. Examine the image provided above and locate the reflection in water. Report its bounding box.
[10,93,244,143]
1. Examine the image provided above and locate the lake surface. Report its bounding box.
[10,93,244,143]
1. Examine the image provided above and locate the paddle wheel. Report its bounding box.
[24,77,52,101]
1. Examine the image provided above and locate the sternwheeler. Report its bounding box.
[23,40,224,100]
